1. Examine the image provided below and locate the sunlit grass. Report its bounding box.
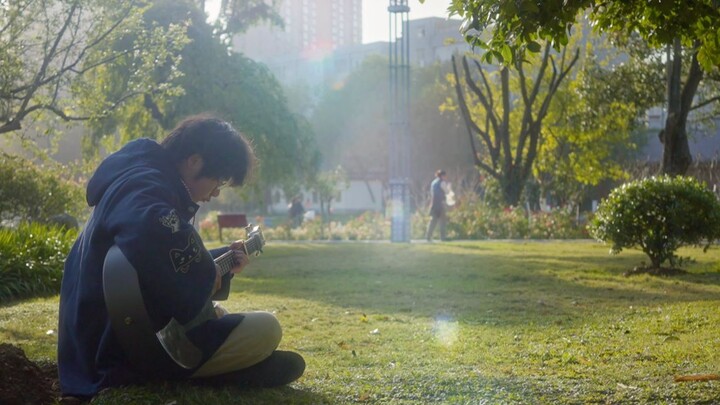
[2,241,720,403]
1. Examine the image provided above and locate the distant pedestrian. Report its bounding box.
[426,169,449,241]
[288,196,305,228]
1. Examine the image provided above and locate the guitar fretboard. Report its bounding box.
[214,235,262,276]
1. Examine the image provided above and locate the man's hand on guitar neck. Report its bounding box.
[228,240,251,274]
[212,241,251,295]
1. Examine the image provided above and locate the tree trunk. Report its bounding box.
[660,40,702,176]
[500,170,523,207]
[661,115,692,176]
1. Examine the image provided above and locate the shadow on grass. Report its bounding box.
[94,381,332,405]
[235,241,720,328]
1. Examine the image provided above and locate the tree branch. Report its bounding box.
[451,56,485,168]
[690,95,720,111]
[463,56,501,141]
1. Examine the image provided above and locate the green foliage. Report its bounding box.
[311,166,349,219]
[445,44,579,206]
[446,0,720,71]
[248,211,392,242]
[0,222,77,302]
[449,193,587,239]
[537,37,665,207]
[589,176,720,269]
[1,0,186,136]
[209,0,283,42]
[252,202,586,241]
[197,210,221,242]
[343,212,390,241]
[0,154,84,223]
[84,0,319,197]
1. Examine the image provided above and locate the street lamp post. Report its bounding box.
[388,0,411,242]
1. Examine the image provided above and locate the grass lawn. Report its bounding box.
[3,240,720,404]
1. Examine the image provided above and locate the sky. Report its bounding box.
[205,0,454,45]
[362,0,454,43]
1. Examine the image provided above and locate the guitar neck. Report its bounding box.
[214,236,261,276]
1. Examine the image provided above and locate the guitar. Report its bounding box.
[103,224,266,371]
[212,224,265,279]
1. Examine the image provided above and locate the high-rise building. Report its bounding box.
[233,0,362,65]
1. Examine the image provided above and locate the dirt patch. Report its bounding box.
[0,343,60,405]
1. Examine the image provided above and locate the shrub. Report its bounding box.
[198,210,222,242]
[0,154,84,224]
[448,193,586,240]
[529,209,588,239]
[411,211,430,240]
[0,222,77,301]
[344,211,389,240]
[589,175,720,270]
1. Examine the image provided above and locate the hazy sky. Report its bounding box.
[207,1,454,44]
[362,1,453,43]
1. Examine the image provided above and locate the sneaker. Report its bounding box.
[59,396,91,404]
[196,350,305,388]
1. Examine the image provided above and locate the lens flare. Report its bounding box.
[433,315,458,347]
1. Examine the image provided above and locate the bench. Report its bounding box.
[217,213,248,242]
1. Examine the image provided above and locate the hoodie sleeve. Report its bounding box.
[99,172,215,327]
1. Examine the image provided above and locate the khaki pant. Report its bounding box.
[426,209,448,241]
[191,311,282,378]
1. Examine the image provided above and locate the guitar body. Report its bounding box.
[103,226,265,370]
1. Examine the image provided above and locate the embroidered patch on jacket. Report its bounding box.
[159,210,181,233]
[169,234,202,273]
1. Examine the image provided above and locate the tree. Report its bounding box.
[590,176,720,274]
[411,61,476,189]
[311,166,349,221]
[447,44,579,206]
[200,0,283,44]
[536,36,666,208]
[0,153,84,223]
[0,0,186,136]
[82,0,320,205]
[437,0,720,175]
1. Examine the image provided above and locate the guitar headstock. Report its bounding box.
[244,223,266,256]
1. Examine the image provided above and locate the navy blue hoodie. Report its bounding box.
[58,139,241,396]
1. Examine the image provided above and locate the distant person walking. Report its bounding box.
[288,196,305,228]
[426,169,449,242]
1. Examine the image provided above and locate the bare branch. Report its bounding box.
[527,46,551,107]
[462,56,501,139]
[690,95,720,111]
[451,56,484,165]
[16,2,80,117]
[681,51,704,114]
[471,59,496,114]
[521,48,580,180]
[500,67,512,165]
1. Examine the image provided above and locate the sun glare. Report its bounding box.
[433,314,459,347]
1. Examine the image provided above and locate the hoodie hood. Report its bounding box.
[86,138,193,212]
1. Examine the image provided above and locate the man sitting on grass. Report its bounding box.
[57,115,304,402]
